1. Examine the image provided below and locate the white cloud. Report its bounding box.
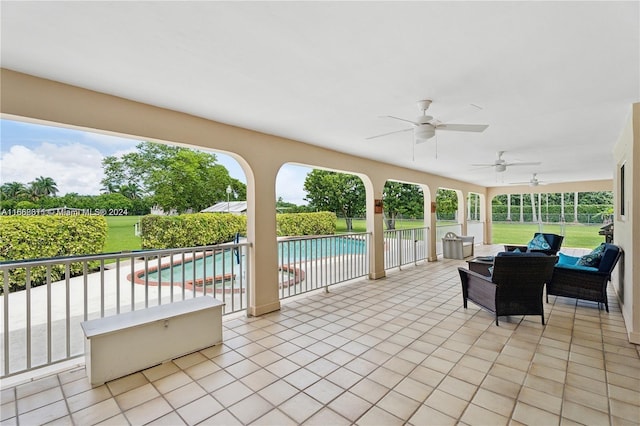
[276,164,311,205]
[0,125,313,203]
[0,143,105,195]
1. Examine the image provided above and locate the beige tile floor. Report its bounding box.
[2,246,639,425]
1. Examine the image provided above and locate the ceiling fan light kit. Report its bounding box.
[415,125,435,140]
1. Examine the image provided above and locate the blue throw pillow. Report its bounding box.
[577,244,606,268]
[527,234,551,250]
[557,252,580,266]
[513,248,522,253]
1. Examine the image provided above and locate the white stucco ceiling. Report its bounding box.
[1,1,639,187]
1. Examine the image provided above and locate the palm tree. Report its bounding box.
[29,176,59,198]
[101,182,118,194]
[119,183,142,200]
[0,181,28,199]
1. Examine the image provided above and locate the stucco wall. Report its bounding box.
[612,103,640,343]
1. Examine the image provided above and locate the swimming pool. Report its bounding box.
[130,235,367,291]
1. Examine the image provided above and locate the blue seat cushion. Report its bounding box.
[555,263,599,272]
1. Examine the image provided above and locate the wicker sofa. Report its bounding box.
[458,252,558,325]
[504,232,564,256]
[546,243,622,312]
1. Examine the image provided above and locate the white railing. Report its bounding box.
[277,233,370,299]
[0,242,250,378]
[467,221,485,244]
[0,229,431,379]
[384,227,429,269]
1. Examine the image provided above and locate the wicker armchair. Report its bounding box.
[546,244,622,312]
[504,232,564,256]
[458,253,558,325]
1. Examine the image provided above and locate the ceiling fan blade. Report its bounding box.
[435,103,483,124]
[384,115,420,126]
[510,181,546,186]
[436,123,489,132]
[471,163,495,167]
[505,161,542,167]
[365,127,413,140]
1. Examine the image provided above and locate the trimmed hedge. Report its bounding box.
[277,212,336,236]
[141,212,337,248]
[0,215,108,293]
[141,213,247,249]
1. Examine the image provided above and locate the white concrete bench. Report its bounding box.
[81,296,224,386]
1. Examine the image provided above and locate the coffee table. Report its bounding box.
[466,256,494,276]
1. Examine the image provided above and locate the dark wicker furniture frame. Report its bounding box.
[546,244,622,312]
[459,253,558,325]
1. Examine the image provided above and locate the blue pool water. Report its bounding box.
[141,236,366,283]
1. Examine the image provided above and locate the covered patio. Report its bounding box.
[2,245,638,425]
[1,2,639,424]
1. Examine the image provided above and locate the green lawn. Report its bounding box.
[103,216,604,254]
[103,216,142,253]
[335,218,604,249]
[491,222,603,249]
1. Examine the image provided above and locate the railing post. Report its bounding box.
[411,228,418,265]
[3,269,10,375]
[245,245,251,318]
[397,231,402,269]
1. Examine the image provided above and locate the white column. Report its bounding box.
[365,177,386,279]
[244,161,281,316]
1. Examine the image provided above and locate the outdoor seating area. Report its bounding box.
[461,240,623,325]
[459,253,558,326]
[1,244,638,425]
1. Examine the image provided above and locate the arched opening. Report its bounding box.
[490,190,614,248]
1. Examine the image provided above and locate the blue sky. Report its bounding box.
[0,119,311,205]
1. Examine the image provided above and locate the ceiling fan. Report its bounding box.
[366,99,488,143]
[510,173,545,186]
[472,151,541,173]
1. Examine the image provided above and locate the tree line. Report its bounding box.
[0,141,613,226]
[1,142,246,215]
